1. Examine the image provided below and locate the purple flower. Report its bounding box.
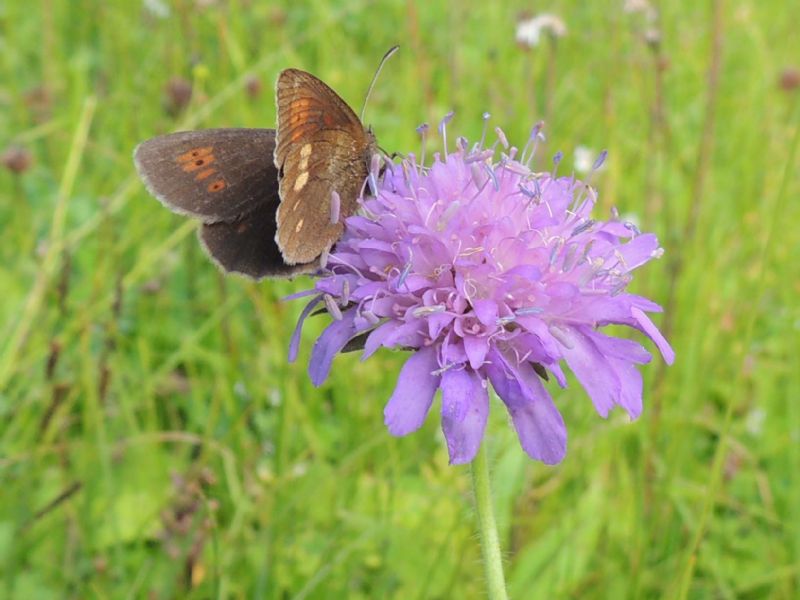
[289,118,674,465]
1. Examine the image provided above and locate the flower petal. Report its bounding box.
[609,356,643,418]
[631,307,675,365]
[472,299,498,326]
[440,368,489,464]
[384,346,441,436]
[556,325,620,417]
[614,233,660,271]
[463,335,489,369]
[288,295,323,363]
[484,349,567,464]
[308,310,358,386]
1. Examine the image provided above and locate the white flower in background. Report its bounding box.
[745,408,766,436]
[516,14,567,49]
[574,145,606,174]
[143,0,170,19]
[623,0,653,14]
[623,0,659,44]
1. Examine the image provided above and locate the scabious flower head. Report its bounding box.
[289,117,674,465]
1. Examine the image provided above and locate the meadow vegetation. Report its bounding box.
[0,0,798,597]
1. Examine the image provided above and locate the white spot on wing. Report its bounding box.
[293,171,309,192]
[298,143,312,171]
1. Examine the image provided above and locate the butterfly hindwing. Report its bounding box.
[199,204,313,279]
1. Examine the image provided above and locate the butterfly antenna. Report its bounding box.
[360,45,399,123]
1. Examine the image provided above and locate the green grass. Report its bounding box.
[1,0,799,597]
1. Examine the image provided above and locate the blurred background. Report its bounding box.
[1,0,798,597]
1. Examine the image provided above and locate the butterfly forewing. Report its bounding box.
[274,69,377,265]
[134,128,280,221]
[134,128,313,278]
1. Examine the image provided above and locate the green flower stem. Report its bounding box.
[470,441,509,600]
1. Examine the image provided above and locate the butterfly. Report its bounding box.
[133,69,378,278]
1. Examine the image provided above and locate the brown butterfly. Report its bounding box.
[133,69,377,278]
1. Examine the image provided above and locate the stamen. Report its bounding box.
[470,162,487,189]
[431,362,460,376]
[463,278,478,301]
[367,172,378,196]
[341,279,350,305]
[484,162,499,190]
[457,245,485,257]
[561,243,578,272]
[438,201,461,230]
[609,274,632,296]
[592,149,608,171]
[519,179,540,209]
[624,221,641,236]
[515,306,544,315]
[330,190,341,225]
[522,122,545,167]
[551,151,563,178]
[495,126,509,149]
[571,219,595,237]
[370,152,382,174]
[416,123,429,166]
[548,237,565,267]
[361,310,380,325]
[580,240,595,263]
[397,261,412,289]
[573,161,601,211]
[438,111,455,159]
[479,112,491,149]
[412,304,446,318]
[324,293,343,320]
[464,149,494,163]
[325,252,365,279]
[548,323,574,349]
[613,248,629,271]
[503,160,530,176]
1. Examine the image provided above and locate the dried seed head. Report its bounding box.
[779,67,800,92]
[2,145,33,174]
[164,76,193,116]
[23,85,53,121]
[245,75,262,99]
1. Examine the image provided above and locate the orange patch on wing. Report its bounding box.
[195,168,216,181]
[290,98,312,112]
[181,153,216,173]
[177,146,213,163]
[289,122,320,142]
[208,179,226,192]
